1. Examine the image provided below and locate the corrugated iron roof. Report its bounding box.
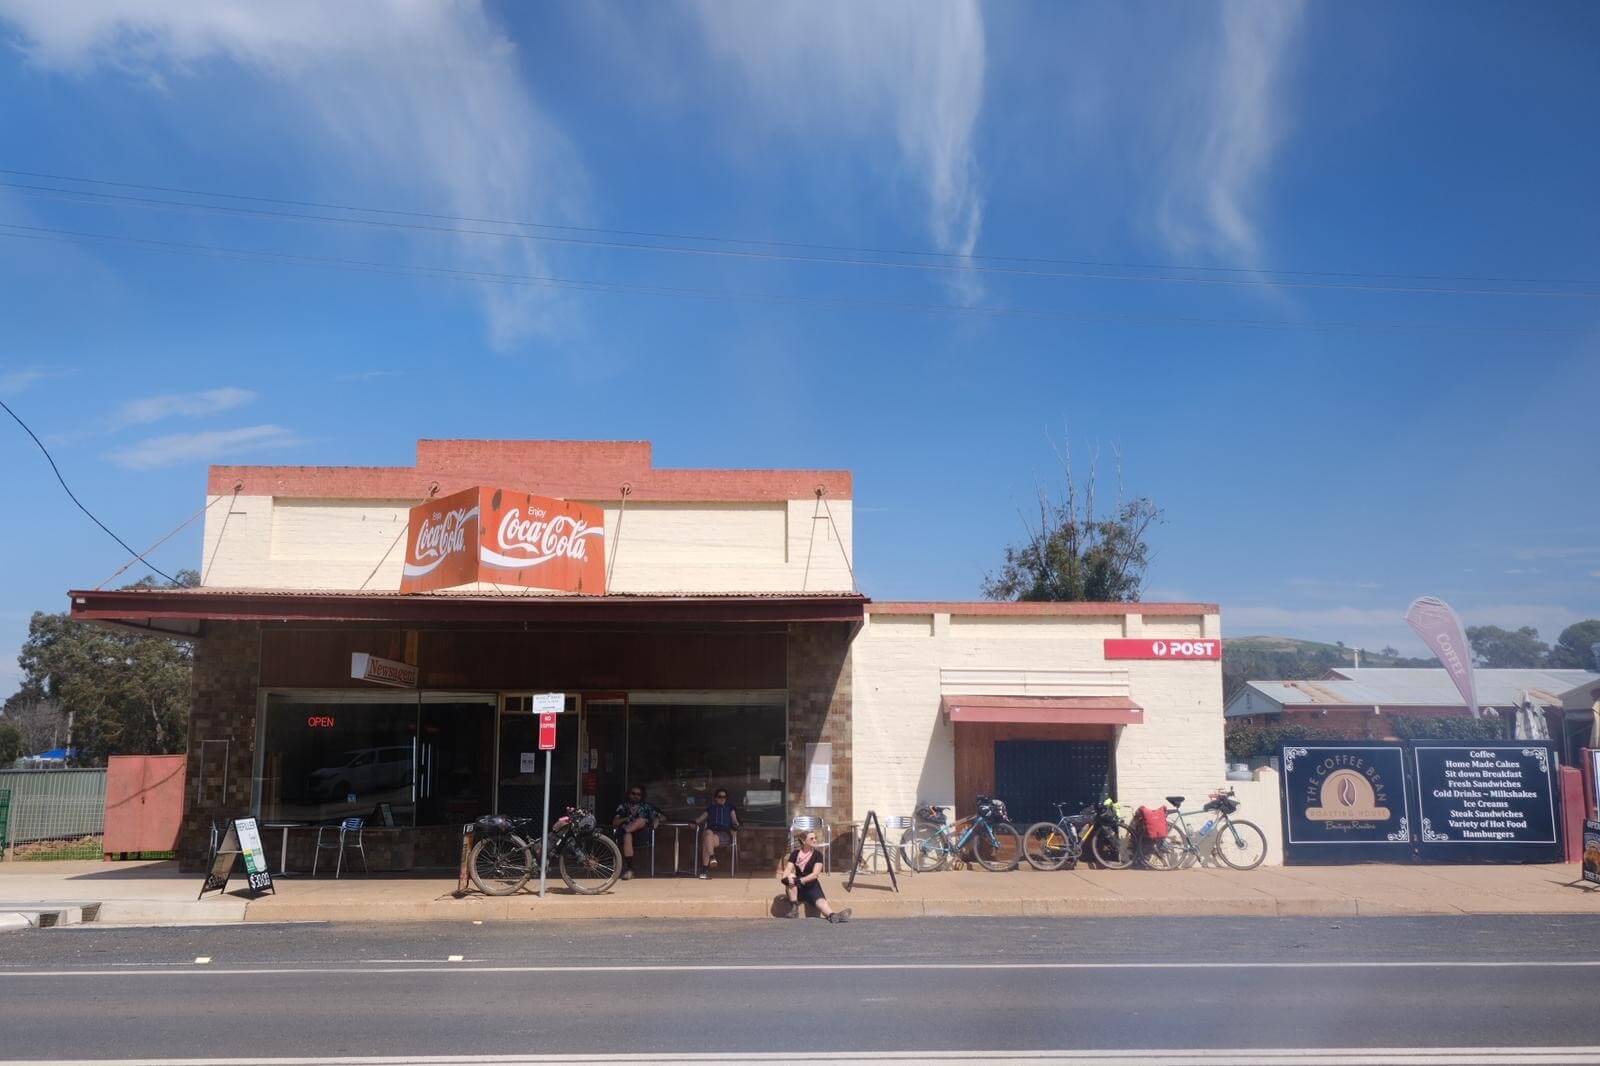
[1226,668,1600,717]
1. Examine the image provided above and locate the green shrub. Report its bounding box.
[1224,723,1357,761]
[1389,714,1510,741]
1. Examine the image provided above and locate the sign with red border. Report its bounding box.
[1103,638,1219,661]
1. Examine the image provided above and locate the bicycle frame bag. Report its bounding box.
[1137,805,1168,841]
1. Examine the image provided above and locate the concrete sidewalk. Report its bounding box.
[4,858,1599,925]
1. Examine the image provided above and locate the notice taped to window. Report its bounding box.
[1412,743,1559,859]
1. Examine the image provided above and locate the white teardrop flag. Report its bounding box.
[1404,596,1480,719]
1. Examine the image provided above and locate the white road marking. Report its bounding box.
[192,957,211,965]
[4,1049,1600,1065]
[446,955,463,962]
[4,959,1600,979]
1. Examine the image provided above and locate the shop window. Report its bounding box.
[258,692,494,826]
[625,691,787,827]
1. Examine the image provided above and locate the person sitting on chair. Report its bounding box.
[612,784,660,881]
[694,788,740,877]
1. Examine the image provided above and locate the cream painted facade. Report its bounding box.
[850,605,1226,817]
[198,494,854,594]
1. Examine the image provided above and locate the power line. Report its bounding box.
[0,220,1587,337]
[4,169,1597,299]
[0,397,175,584]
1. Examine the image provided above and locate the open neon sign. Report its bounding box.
[306,715,336,729]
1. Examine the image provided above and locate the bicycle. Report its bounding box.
[1143,788,1267,871]
[1022,798,1135,871]
[468,807,624,895]
[904,795,1022,872]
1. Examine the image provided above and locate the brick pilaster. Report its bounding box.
[178,621,262,869]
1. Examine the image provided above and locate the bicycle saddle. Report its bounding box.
[1165,795,1185,808]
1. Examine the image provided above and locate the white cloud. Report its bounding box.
[687,1,986,288]
[112,386,256,427]
[110,424,301,469]
[0,0,584,349]
[1154,0,1305,259]
[0,366,67,394]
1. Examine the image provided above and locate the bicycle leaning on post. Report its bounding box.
[904,795,1023,872]
[1022,797,1135,871]
[1143,788,1267,871]
[468,807,624,895]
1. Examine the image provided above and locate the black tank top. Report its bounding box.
[790,849,821,878]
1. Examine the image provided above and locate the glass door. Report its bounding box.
[581,696,627,820]
[417,695,495,826]
[497,694,579,818]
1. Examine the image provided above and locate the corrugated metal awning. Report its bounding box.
[940,694,1143,725]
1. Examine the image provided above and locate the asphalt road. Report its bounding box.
[3,916,1599,1064]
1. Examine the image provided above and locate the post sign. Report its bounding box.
[1411,742,1561,863]
[538,712,558,751]
[400,485,606,595]
[1103,638,1219,660]
[1280,744,1413,865]
[350,653,418,688]
[532,692,565,714]
[198,817,275,898]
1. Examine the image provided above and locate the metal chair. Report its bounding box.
[789,816,832,872]
[313,817,367,878]
[615,823,658,876]
[882,815,917,872]
[697,827,739,877]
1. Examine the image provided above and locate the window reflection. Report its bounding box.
[625,693,787,826]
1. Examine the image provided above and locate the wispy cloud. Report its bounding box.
[0,0,584,349]
[1512,545,1600,561]
[687,1,986,292]
[335,370,410,384]
[1154,0,1306,260]
[0,366,69,395]
[112,386,256,427]
[110,424,302,470]
[1286,577,1381,590]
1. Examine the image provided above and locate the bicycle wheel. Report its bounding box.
[908,825,948,872]
[1144,825,1191,871]
[559,832,623,894]
[973,822,1022,871]
[1089,823,1134,869]
[1214,818,1268,871]
[1023,821,1075,871]
[469,834,533,896]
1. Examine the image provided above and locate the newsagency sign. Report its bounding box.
[1280,744,1413,865]
[1411,742,1561,863]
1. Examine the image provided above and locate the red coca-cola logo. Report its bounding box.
[485,507,601,570]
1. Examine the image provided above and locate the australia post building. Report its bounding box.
[69,440,1224,871]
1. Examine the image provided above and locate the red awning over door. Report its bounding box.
[940,695,1143,726]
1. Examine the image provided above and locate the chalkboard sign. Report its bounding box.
[1584,821,1600,887]
[198,817,276,899]
[1280,744,1413,865]
[1412,742,1561,863]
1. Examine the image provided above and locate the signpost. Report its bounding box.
[534,693,564,898]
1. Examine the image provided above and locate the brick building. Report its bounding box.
[69,439,1225,872]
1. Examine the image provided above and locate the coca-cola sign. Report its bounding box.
[399,486,606,595]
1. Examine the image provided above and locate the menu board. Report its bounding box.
[1412,743,1561,863]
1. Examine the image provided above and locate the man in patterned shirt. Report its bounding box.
[612,784,661,881]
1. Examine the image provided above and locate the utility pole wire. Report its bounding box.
[0,396,175,583]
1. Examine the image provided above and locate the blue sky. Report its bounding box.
[1,1,1597,696]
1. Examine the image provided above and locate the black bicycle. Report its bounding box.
[468,807,623,895]
[1022,798,1134,871]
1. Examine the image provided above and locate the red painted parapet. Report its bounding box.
[1560,765,1584,865]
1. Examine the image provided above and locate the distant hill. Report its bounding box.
[1221,635,1435,702]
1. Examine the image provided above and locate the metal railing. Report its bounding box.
[0,769,107,843]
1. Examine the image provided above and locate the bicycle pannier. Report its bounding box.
[1138,805,1168,841]
[474,814,514,837]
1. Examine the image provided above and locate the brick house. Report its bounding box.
[69,439,1225,872]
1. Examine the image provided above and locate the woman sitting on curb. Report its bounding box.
[779,828,851,923]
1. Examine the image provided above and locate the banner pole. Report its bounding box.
[538,749,552,898]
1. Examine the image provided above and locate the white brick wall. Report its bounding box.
[199,495,853,593]
[850,608,1226,819]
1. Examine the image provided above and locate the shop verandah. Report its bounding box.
[68,586,864,876]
